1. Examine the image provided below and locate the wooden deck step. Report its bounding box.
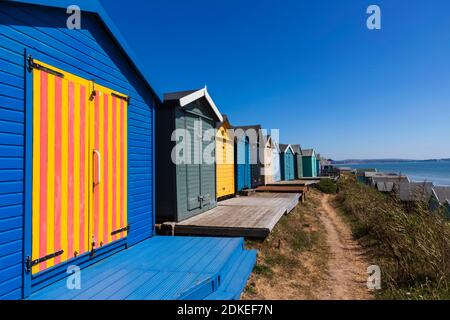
[173,193,300,238]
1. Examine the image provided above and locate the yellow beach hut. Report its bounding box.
[216,115,235,200]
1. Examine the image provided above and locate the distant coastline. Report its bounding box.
[332,159,450,165]
[332,160,450,186]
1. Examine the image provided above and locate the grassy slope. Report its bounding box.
[336,174,450,300]
[242,191,328,300]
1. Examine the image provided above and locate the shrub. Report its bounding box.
[316,179,338,194]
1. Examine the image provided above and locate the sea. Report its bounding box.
[336,161,450,186]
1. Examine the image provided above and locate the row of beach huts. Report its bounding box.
[353,169,450,218]
[0,0,328,300]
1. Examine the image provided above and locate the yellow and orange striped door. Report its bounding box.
[90,84,128,250]
[31,60,128,275]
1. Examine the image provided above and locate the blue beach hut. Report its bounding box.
[0,0,255,300]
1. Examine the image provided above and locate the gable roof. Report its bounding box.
[376,181,395,193]
[432,186,450,204]
[163,87,223,122]
[291,144,302,155]
[279,144,294,154]
[371,175,409,184]
[397,182,434,202]
[8,0,161,102]
[218,114,232,129]
[302,149,315,157]
[268,136,280,152]
[261,135,272,148]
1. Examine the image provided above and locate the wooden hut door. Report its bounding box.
[31,60,128,275]
[185,113,202,211]
[90,84,128,251]
[31,62,91,274]
[200,119,214,208]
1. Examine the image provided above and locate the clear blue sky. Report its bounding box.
[100,0,450,160]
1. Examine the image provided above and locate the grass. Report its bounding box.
[336,174,450,300]
[243,190,328,299]
[316,178,338,194]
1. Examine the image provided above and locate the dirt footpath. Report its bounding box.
[243,192,373,300]
[315,194,373,300]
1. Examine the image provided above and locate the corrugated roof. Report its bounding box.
[8,0,161,102]
[432,186,450,204]
[397,182,434,202]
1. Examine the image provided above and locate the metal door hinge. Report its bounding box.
[25,251,64,273]
[111,225,130,236]
[111,92,130,103]
[27,56,64,78]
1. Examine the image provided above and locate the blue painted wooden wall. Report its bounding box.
[0,2,156,299]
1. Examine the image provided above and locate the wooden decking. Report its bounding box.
[172,193,301,238]
[267,179,320,187]
[30,236,256,300]
[255,185,308,199]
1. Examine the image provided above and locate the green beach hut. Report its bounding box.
[302,149,317,177]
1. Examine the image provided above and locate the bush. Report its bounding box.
[336,175,450,300]
[316,179,338,194]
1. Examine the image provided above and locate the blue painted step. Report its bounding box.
[204,250,257,300]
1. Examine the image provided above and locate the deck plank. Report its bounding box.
[29,237,248,301]
[173,193,300,238]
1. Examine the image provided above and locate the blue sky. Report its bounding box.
[100,0,450,160]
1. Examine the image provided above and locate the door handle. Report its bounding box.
[93,150,101,186]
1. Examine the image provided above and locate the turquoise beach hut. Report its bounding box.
[280,144,295,181]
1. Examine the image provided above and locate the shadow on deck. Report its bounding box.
[29,236,256,300]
